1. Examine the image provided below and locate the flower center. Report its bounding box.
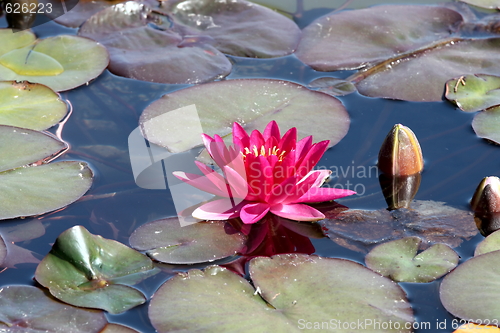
[241,145,286,161]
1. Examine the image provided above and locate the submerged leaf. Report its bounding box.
[322,200,477,253]
[139,79,349,154]
[149,254,413,332]
[445,74,500,112]
[35,226,159,314]
[0,161,93,220]
[0,81,67,130]
[440,250,500,321]
[472,105,500,145]
[0,285,107,332]
[0,29,109,91]
[129,218,246,264]
[365,236,459,283]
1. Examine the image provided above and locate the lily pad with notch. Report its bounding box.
[472,105,500,145]
[35,226,159,314]
[475,229,500,256]
[365,236,459,283]
[129,218,246,264]
[445,74,500,112]
[149,253,414,332]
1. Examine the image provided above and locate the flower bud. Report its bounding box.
[379,173,421,210]
[470,176,500,236]
[378,124,423,176]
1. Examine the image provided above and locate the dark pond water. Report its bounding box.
[1,1,499,332]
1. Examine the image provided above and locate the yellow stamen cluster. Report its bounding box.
[241,145,286,161]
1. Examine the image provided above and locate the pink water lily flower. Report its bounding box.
[173,121,355,224]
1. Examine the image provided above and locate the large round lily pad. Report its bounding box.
[445,74,500,112]
[365,236,459,283]
[0,161,93,220]
[149,254,413,332]
[440,250,500,321]
[0,29,109,92]
[0,81,67,130]
[139,79,350,153]
[35,226,159,314]
[472,105,500,145]
[0,285,107,332]
[130,218,246,264]
[0,124,66,172]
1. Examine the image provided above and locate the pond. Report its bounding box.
[0,0,499,332]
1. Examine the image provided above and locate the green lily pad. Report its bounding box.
[459,0,500,9]
[0,125,66,172]
[0,29,109,92]
[0,161,93,220]
[308,77,357,96]
[440,250,500,321]
[365,236,459,283]
[139,79,350,154]
[129,218,246,264]
[0,81,67,130]
[149,254,413,332]
[475,229,500,256]
[0,285,107,332]
[445,74,500,112]
[472,105,500,145]
[35,226,159,314]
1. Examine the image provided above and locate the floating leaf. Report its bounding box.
[322,200,477,253]
[167,0,301,58]
[440,250,500,321]
[459,0,500,9]
[445,74,500,112]
[0,285,107,332]
[0,29,109,91]
[79,2,231,84]
[0,220,45,267]
[472,105,500,145]
[35,226,159,314]
[296,5,463,71]
[150,254,413,332]
[307,77,357,96]
[365,236,459,283]
[0,161,93,220]
[139,79,349,154]
[0,81,67,130]
[0,125,66,172]
[475,229,500,256]
[129,218,246,264]
[101,323,141,333]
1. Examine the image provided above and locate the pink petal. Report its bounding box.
[278,127,297,157]
[250,129,265,150]
[263,121,280,141]
[232,122,249,151]
[194,161,228,194]
[273,149,296,184]
[296,187,357,203]
[202,134,229,167]
[240,202,270,224]
[296,140,329,178]
[192,199,244,220]
[295,136,312,161]
[281,170,331,204]
[222,165,249,199]
[266,175,298,205]
[270,203,325,221]
[173,171,228,197]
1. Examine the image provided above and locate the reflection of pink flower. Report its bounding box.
[174,121,355,224]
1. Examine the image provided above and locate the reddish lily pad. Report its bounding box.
[35,226,159,314]
[365,236,459,283]
[149,254,413,332]
[129,218,246,264]
[79,1,231,84]
[0,81,67,130]
[296,5,463,71]
[47,0,129,28]
[475,229,500,256]
[445,74,500,112]
[0,125,66,173]
[0,29,109,92]
[440,250,500,321]
[322,200,477,253]
[0,285,107,332]
[472,105,500,145]
[139,79,349,154]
